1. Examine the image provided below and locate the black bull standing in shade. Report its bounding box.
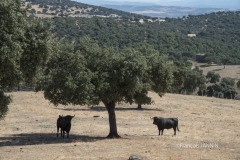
[151,117,180,135]
[57,115,75,138]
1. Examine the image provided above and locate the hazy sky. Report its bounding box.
[75,0,240,8]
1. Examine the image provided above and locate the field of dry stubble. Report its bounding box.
[0,91,240,160]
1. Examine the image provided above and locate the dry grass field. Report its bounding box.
[0,91,240,160]
[199,65,240,80]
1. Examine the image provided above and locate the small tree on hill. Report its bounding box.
[36,38,173,138]
[221,77,235,87]
[237,80,240,89]
[221,56,230,69]
[206,82,237,99]
[171,66,187,94]
[183,67,206,94]
[206,71,220,83]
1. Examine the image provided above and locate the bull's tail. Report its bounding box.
[173,118,180,132]
[177,126,180,132]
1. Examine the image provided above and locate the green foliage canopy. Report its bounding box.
[221,77,235,87]
[237,80,240,89]
[206,71,221,83]
[0,0,53,120]
[183,67,206,94]
[207,82,237,99]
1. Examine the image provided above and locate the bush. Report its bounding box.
[42,8,48,14]
[221,77,235,87]
[206,71,220,83]
[237,80,240,88]
[206,82,237,99]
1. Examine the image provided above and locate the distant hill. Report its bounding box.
[80,0,240,9]
[25,0,151,20]
[100,5,240,18]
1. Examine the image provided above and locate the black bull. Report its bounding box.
[57,115,75,138]
[152,117,180,135]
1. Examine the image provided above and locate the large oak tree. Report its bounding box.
[36,37,173,138]
[0,0,53,120]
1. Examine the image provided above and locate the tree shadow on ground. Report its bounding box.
[55,106,164,112]
[212,69,222,71]
[0,133,106,147]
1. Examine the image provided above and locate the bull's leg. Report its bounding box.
[173,127,176,135]
[67,131,69,138]
[161,129,164,135]
[63,131,65,138]
[61,129,63,137]
[57,127,59,137]
[158,130,160,136]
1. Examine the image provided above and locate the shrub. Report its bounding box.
[221,77,235,87]
[237,80,240,88]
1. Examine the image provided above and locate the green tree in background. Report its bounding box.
[183,67,206,94]
[237,80,240,89]
[36,37,173,138]
[206,71,221,83]
[221,77,235,87]
[172,67,187,94]
[221,57,230,69]
[0,0,54,120]
[207,82,237,99]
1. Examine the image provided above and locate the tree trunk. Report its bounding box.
[137,104,142,109]
[104,101,121,138]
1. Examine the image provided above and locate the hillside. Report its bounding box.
[25,0,240,65]
[0,91,239,159]
[25,0,151,20]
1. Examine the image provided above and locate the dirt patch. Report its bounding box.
[0,92,240,160]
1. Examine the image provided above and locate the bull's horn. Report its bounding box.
[150,117,154,119]
[72,115,75,118]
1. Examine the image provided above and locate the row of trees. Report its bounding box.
[201,71,239,99]
[169,65,239,99]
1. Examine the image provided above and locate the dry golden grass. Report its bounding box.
[0,91,240,160]
[199,65,240,80]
